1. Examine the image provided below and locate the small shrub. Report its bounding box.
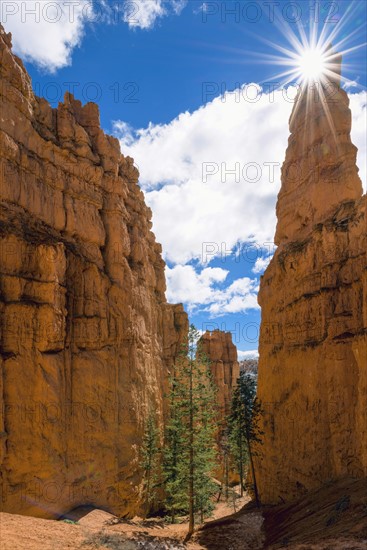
[62,519,79,525]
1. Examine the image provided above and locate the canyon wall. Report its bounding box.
[199,330,240,417]
[0,26,188,518]
[256,78,367,503]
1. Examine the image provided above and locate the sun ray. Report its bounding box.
[318,85,338,142]
[251,0,367,167]
[194,2,364,107]
[246,0,366,93]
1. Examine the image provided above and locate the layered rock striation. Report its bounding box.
[0,26,188,518]
[256,73,367,503]
[199,330,240,417]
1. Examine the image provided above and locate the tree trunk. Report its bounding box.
[232,487,237,513]
[225,453,229,500]
[217,483,222,502]
[239,437,244,497]
[248,442,260,507]
[145,469,151,518]
[187,359,195,540]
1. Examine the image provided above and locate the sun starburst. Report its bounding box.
[297,47,326,82]
[229,1,366,92]
[239,1,366,145]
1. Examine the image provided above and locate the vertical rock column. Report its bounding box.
[199,330,240,417]
[256,66,367,503]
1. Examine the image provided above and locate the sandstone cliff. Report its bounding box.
[199,330,240,417]
[0,26,188,518]
[256,78,367,503]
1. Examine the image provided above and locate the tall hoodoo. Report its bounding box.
[275,52,362,246]
[199,330,240,418]
[0,26,188,518]
[256,51,367,503]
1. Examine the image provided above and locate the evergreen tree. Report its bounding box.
[140,411,161,517]
[228,384,248,497]
[228,372,263,506]
[163,375,187,523]
[217,424,231,501]
[163,325,218,537]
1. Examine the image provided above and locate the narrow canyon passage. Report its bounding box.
[0,3,366,549]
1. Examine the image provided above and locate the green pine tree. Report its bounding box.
[163,325,218,537]
[163,375,187,523]
[228,384,248,497]
[217,422,231,502]
[228,372,263,505]
[140,410,161,517]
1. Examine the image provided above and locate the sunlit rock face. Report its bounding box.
[256,77,367,503]
[0,26,188,518]
[199,330,240,417]
[275,84,363,245]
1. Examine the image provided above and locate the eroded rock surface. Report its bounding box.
[199,330,240,417]
[0,26,188,518]
[256,79,367,503]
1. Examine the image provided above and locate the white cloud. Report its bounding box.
[343,79,360,90]
[114,86,295,265]
[193,2,209,15]
[350,92,367,191]
[165,265,229,309]
[166,264,259,316]
[237,349,259,360]
[0,0,93,72]
[252,255,272,274]
[0,0,188,72]
[123,0,187,30]
[205,277,259,316]
[114,88,366,265]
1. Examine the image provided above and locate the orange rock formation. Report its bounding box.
[256,73,367,502]
[199,330,240,417]
[0,26,188,518]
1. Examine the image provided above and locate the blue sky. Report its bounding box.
[2,0,366,357]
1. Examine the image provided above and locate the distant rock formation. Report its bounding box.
[239,359,258,378]
[0,25,188,518]
[199,330,240,417]
[256,67,367,502]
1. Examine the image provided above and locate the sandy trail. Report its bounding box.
[1,479,366,549]
[0,497,251,550]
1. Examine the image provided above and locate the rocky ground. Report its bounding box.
[1,479,366,550]
[0,495,252,550]
[262,477,367,549]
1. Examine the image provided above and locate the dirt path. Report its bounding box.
[1,479,366,549]
[0,496,254,550]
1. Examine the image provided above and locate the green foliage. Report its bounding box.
[228,382,248,497]
[62,519,79,525]
[228,372,263,503]
[163,325,218,531]
[140,411,161,516]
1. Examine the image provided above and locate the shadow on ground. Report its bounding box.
[195,477,367,550]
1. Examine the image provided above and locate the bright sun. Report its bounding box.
[247,2,365,92]
[297,48,326,81]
